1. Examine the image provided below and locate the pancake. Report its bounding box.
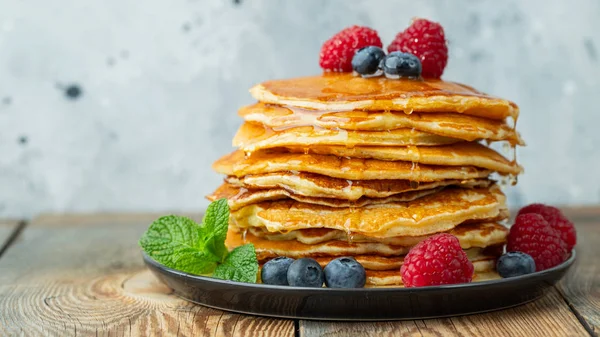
[238,222,508,248]
[363,268,500,286]
[213,150,492,182]
[239,103,523,145]
[208,182,445,210]
[308,247,502,271]
[231,185,508,237]
[228,228,415,259]
[250,73,518,120]
[284,142,522,175]
[227,223,507,259]
[226,172,489,200]
[233,122,460,152]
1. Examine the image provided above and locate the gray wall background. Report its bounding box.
[1,0,599,218]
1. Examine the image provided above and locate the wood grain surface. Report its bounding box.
[0,214,294,337]
[558,221,600,336]
[300,288,588,337]
[0,210,597,337]
[0,220,22,257]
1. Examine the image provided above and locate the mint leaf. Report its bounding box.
[139,215,219,275]
[139,200,259,283]
[199,198,230,262]
[213,244,258,283]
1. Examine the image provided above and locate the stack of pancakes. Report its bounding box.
[209,73,523,286]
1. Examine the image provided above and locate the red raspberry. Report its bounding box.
[319,26,382,72]
[387,18,448,78]
[401,233,473,287]
[517,204,576,251]
[507,214,569,271]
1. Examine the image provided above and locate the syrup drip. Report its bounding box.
[410,161,421,182]
[347,232,356,244]
[269,105,325,131]
[511,144,517,164]
[262,73,517,120]
[343,218,353,244]
[502,142,511,155]
[343,180,354,193]
[245,104,522,147]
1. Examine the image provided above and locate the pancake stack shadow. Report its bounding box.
[209,73,524,286]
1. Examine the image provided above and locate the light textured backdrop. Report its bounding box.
[1,0,599,218]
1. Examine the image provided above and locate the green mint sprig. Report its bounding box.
[139,198,258,283]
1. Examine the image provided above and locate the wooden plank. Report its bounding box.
[558,222,600,336]
[0,214,294,337]
[0,219,22,257]
[561,207,600,224]
[300,288,588,337]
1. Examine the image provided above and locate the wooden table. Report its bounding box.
[0,208,598,337]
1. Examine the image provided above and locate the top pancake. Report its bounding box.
[250,73,519,120]
[239,103,523,145]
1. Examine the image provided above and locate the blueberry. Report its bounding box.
[261,257,295,285]
[286,258,324,287]
[324,257,366,288]
[497,251,536,278]
[351,46,386,76]
[382,52,422,79]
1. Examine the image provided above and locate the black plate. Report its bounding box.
[143,252,575,321]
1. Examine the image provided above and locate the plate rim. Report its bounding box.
[142,250,576,292]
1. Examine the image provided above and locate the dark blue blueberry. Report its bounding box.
[323,257,366,288]
[351,46,386,76]
[261,257,295,285]
[287,258,324,287]
[382,52,422,78]
[497,251,536,278]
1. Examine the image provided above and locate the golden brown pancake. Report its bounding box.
[233,122,459,152]
[237,222,508,248]
[363,268,500,286]
[208,182,446,210]
[227,224,507,260]
[228,229,415,259]
[284,142,522,175]
[239,103,523,145]
[250,73,518,120]
[213,150,492,182]
[231,185,507,237]
[226,172,489,200]
[308,247,502,271]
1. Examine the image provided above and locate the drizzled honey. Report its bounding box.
[238,103,523,145]
[252,73,519,120]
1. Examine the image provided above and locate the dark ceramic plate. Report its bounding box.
[143,252,575,321]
